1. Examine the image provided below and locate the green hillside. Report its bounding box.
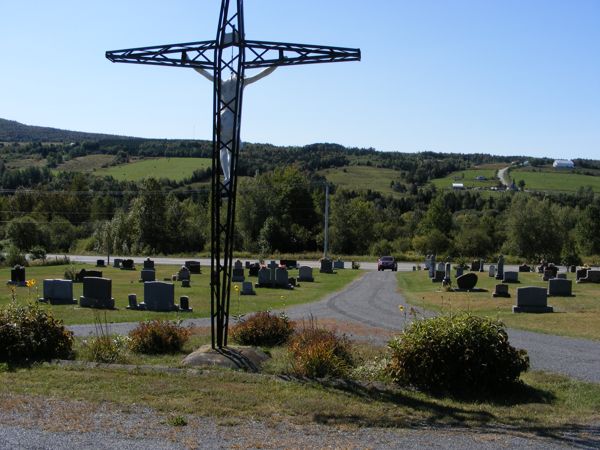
[94,157,211,181]
[430,165,502,190]
[318,165,402,196]
[510,166,600,193]
[56,154,116,173]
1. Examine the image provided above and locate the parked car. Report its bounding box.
[378,256,397,271]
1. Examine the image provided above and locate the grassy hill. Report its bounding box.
[430,164,504,190]
[318,165,403,197]
[56,154,116,173]
[509,166,600,193]
[94,157,212,182]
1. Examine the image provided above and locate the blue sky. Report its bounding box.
[1,0,599,159]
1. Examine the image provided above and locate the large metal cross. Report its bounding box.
[106,0,360,349]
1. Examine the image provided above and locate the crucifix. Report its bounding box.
[106,0,360,349]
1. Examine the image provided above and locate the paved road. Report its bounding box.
[498,166,511,187]
[50,254,523,273]
[69,271,600,383]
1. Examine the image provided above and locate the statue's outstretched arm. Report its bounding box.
[194,67,214,82]
[244,65,277,86]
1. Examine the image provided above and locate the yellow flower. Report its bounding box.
[25,279,37,288]
[234,285,240,292]
[399,305,404,312]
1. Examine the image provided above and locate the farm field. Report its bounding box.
[430,166,502,190]
[318,165,402,197]
[94,157,211,181]
[510,166,600,193]
[1,263,364,325]
[398,270,600,340]
[56,154,116,173]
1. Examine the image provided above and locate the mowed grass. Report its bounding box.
[430,166,501,190]
[56,154,116,173]
[318,165,403,197]
[0,264,364,325]
[94,157,212,181]
[398,270,600,340]
[0,361,598,432]
[510,166,600,193]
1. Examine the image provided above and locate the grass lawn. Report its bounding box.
[0,357,598,432]
[94,157,212,182]
[318,165,403,197]
[1,263,364,325]
[398,271,600,340]
[510,166,600,193]
[430,166,501,190]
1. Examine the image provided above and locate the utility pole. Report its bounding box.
[324,183,330,259]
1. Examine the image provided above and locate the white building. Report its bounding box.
[452,183,465,190]
[553,159,574,169]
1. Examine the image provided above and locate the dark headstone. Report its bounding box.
[576,268,588,281]
[455,266,464,277]
[513,286,553,313]
[178,266,191,281]
[113,258,122,268]
[180,296,191,311]
[456,273,478,290]
[470,260,480,272]
[503,271,519,283]
[79,277,115,309]
[76,269,103,283]
[577,269,600,284]
[181,279,191,288]
[241,281,256,295]
[320,258,334,274]
[570,265,576,273]
[185,261,201,274]
[143,258,155,269]
[121,259,135,270]
[495,255,505,280]
[143,281,176,312]
[127,294,138,310]
[9,265,26,285]
[492,284,510,298]
[41,279,76,305]
[280,259,298,269]
[333,260,345,270]
[96,259,105,267]
[298,266,314,282]
[548,279,572,296]
[431,270,444,283]
[140,268,156,282]
[248,263,260,277]
[519,264,531,273]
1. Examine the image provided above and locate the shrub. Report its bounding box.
[128,320,190,354]
[387,313,529,393]
[6,246,27,267]
[230,311,295,347]
[29,246,47,261]
[0,302,73,363]
[80,335,129,364]
[64,265,77,280]
[288,321,353,378]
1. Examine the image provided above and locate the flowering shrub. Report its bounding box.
[288,322,353,378]
[80,335,130,363]
[0,302,73,363]
[128,320,190,354]
[231,311,294,347]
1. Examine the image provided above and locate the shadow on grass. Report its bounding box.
[307,378,598,448]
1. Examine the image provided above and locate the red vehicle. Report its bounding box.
[378,256,398,271]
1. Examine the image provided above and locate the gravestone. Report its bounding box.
[576,268,588,281]
[443,262,451,285]
[41,279,76,305]
[557,273,567,279]
[232,260,245,282]
[257,268,271,287]
[121,259,135,270]
[570,265,577,273]
[492,284,510,298]
[275,268,290,288]
[429,254,436,278]
[181,279,191,288]
[513,286,553,313]
[298,266,314,282]
[268,260,279,281]
[241,281,256,295]
[79,277,115,309]
[424,255,431,270]
[543,269,555,281]
[437,262,445,272]
[471,260,480,272]
[456,273,478,290]
[495,255,504,280]
[8,265,26,286]
[479,259,485,273]
[113,258,122,268]
[548,279,572,296]
[519,264,531,273]
[177,266,191,281]
[180,296,191,311]
[245,261,251,269]
[280,259,298,269]
[143,281,176,312]
[96,259,105,267]
[431,270,444,283]
[185,261,201,274]
[577,269,600,284]
[140,269,156,282]
[127,293,138,310]
[75,269,103,283]
[143,258,155,269]
[320,258,334,274]
[333,260,345,270]
[248,263,260,277]
[503,271,519,283]
[489,265,497,278]
[455,266,464,278]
